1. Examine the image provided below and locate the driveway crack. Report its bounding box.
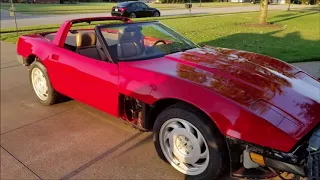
[1,146,43,180]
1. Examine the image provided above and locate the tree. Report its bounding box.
[288,0,291,10]
[259,0,269,25]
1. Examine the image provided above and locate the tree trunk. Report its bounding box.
[288,0,291,10]
[259,0,269,25]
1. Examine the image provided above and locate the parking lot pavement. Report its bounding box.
[0,40,317,180]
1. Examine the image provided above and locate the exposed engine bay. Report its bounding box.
[227,126,320,179]
[119,95,145,129]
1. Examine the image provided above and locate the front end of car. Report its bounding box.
[224,68,320,179]
[227,124,320,179]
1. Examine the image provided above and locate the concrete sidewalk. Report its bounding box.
[1,4,316,28]
[291,61,320,79]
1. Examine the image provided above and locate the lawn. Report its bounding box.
[0,2,255,14]
[1,9,319,63]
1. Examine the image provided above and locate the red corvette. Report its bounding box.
[16,17,320,179]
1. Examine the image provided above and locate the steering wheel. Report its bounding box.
[152,40,167,46]
[69,29,78,34]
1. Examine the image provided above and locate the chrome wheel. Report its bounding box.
[159,118,210,175]
[31,67,48,101]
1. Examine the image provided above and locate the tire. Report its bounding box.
[29,61,62,105]
[153,102,228,180]
[129,12,136,18]
[153,11,160,17]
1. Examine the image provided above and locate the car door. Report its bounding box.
[47,46,119,117]
[139,3,153,17]
[133,3,144,17]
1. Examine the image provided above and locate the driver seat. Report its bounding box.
[76,32,107,61]
[117,26,145,59]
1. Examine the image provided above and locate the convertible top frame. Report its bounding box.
[52,17,132,47]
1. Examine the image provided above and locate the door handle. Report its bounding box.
[51,54,59,61]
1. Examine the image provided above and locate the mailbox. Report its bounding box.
[9,7,15,17]
[185,3,192,9]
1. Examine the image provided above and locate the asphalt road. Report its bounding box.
[0,4,315,28]
[0,39,319,179]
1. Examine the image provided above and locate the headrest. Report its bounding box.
[118,26,143,42]
[76,32,97,47]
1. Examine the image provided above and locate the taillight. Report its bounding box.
[119,7,126,11]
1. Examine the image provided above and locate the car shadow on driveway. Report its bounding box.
[60,131,144,180]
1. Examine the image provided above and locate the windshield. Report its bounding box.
[97,22,199,61]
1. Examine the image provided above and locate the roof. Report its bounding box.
[65,16,132,25]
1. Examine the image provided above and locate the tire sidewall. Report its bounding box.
[130,12,136,18]
[29,61,56,105]
[154,11,160,17]
[153,106,226,180]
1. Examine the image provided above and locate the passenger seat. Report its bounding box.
[76,32,107,61]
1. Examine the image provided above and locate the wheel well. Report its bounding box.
[25,54,37,66]
[145,98,217,131]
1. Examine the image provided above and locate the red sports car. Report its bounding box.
[16,17,320,179]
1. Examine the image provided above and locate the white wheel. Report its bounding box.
[153,103,228,179]
[31,67,48,101]
[29,61,63,105]
[159,118,210,175]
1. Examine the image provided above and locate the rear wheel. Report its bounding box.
[29,61,62,105]
[153,103,228,180]
[129,12,136,18]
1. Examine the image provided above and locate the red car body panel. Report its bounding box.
[16,17,320,153]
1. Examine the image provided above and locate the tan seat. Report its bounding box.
[76,32,107,61]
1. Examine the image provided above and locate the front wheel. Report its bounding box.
[153,103,228,180]
[153,11,160,17]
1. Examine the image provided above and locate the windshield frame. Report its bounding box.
[95,21,199,63]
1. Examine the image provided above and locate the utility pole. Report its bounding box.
[9,0,19,36]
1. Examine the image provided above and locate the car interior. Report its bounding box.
[44,23,180,62]
[116,26,145,59]
[75,31,108,61]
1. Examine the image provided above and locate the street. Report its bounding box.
[0,4,314,28]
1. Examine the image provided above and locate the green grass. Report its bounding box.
[1,9,319,63]
[0,2,255,14]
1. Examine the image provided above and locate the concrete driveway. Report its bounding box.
[1,40,319,179]
[0,41,186,179]
[1,4,315,28]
